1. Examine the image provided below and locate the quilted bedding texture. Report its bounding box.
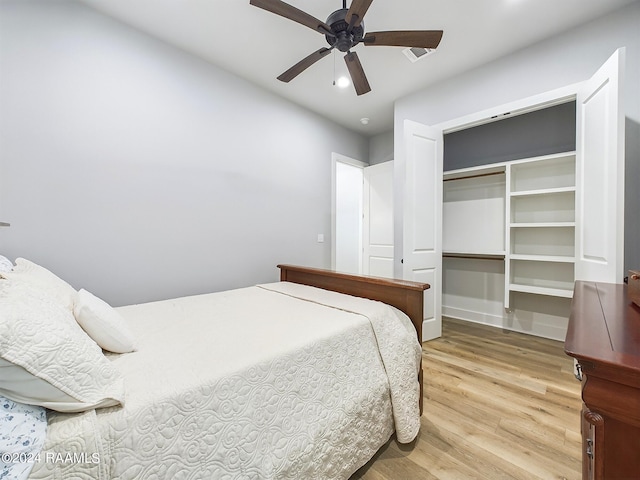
[28,282,422,480]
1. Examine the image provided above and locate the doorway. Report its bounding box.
[332,154,395,277]
[332,154,365,274]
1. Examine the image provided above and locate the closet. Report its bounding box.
[401,48,625,341]
[440,103,578,339]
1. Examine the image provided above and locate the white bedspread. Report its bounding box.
[29,282,421,480]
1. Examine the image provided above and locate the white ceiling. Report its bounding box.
[78,0,637,136]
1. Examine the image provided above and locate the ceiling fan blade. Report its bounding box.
[250,0,332,35]
[344,51,371,96]
[364,30,443,48]
[345,0,374,29]
[277,48,332,83]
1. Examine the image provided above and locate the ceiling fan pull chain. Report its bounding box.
[332,49,336,86]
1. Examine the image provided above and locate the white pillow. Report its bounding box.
[0,278,125,413]
[74,289,137,354]
[1,258,77,310]
[0,255,12,273]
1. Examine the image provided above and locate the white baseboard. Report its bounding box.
[422,317,442,342]
[442,305,567,342]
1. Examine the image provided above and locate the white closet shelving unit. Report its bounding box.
[443,151,577,310]
[506,152,576,306]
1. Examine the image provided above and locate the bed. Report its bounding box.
[0,260,429,480]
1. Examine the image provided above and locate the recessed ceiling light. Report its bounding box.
[360,117,370,125]
[335,76,350,88]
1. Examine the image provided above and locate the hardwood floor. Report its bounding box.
[352,318,583,480]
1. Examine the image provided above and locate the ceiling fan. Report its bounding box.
[249,0,443,95]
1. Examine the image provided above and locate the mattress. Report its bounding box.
[28,282,421,479]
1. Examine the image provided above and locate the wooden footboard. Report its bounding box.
[277,264,430,414]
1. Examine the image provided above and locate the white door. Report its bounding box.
[575,48,625,283]
[402,120,443,341]
[363,161,394,278]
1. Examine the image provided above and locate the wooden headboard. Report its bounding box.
[278,264,430,414]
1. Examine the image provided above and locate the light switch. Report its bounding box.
[317,234,324,243]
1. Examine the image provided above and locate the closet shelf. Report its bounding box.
[443,252,505,260]
[510,222,575,228]
[510,254,575,263]
[510,186,576,197]
[509,283,574,298]
[443,165,505,182]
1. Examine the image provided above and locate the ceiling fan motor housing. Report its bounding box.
[325,8,364,52]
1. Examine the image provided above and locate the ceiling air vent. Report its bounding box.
[402,47,436,63]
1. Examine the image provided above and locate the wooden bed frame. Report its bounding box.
[278,264,430,414]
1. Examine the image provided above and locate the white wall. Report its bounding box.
[393,1,640,274]
[0,0,368,306]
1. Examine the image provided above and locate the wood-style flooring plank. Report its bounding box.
[352,317,582,480]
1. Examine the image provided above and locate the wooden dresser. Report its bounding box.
[565,281,640,480]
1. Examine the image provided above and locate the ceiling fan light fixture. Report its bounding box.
[335,76,351,88]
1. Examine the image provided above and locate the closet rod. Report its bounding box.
[443,171,505,182]
[443,253,505,260]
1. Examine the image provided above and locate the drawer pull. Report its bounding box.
[586,438,594,459]
[574,360,583,381]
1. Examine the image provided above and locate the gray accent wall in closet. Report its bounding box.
[444,102,576,171]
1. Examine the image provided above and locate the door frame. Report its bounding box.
[433,83,581,134]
